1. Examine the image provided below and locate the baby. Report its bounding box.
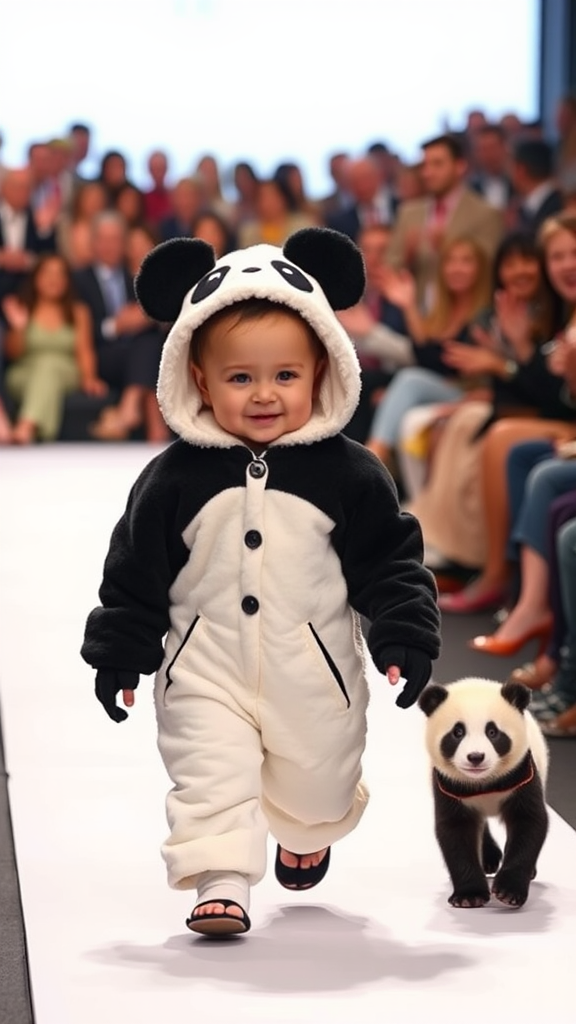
[81,228,441,936]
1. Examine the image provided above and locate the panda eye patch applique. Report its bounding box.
[191,266,231,303]
[271,260,314,293]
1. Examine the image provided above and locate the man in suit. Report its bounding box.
[0,167,57,313]
[468,124,514,212]
[319,152,352,223]
[73,211,167,441]
[510,139,563,235]
[159,177,203,241]
[326,157,396,241]
[387,134,503,308]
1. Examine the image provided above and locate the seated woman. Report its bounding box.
[3,254,106,443]
[470,451,576,726]
[60,181,108,270]
[364,235,492,475]
[191,211,237,259]
[408,230,560,573]
[237,178,316,249]
[435,211,576,612]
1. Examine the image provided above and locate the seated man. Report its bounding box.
[386,134,503,309]
[73,211,167,441]
[0,167,57,321]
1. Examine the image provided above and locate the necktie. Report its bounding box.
[103,271,125,316]
[434,197,447,228]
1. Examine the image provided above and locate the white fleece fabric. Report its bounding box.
[156,242,362,448]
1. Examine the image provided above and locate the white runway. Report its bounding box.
[1,445,575,1024]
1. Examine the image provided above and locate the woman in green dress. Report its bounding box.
[3,254,106,443]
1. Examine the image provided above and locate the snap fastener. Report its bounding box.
[241,595,259,615]
[249,460,266,479]
[244,530,262,549]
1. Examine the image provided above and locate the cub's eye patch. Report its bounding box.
[271,260,313,292]
[191,266,231,303]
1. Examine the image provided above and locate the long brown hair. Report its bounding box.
[19,254,77,324]
[424,236,492,337]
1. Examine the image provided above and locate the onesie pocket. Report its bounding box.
[163,614,201,701]
[307,622,351,708]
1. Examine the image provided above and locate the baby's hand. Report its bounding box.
[378,646,432,708]
[95,669,139,722]
[386,664,402,686]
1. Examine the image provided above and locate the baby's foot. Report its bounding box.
[191,901,245,921]
[279,847,328,871]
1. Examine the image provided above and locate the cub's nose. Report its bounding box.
[467,752,485,767]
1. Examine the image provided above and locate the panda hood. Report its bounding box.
[135,228,365,448]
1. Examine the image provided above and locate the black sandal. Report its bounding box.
[186,899,251,936]
[274,845,331,890]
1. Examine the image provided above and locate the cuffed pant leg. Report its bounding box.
[156,690,268,890]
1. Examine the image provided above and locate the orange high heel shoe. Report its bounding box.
[468,617,552,658]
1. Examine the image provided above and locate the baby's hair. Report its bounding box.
[190,298,325,367]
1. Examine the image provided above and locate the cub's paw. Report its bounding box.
[481,837,502,876]
[448,888,490,908]
[492,871,529,908]
[482,850,502,876]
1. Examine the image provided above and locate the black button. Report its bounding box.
[241,595,259,615]
[245,530,262,549]
[249,461,266,479]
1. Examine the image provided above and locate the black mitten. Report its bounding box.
[378,646,432,709]
[95,669,139,723]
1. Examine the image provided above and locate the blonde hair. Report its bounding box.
[424,236,492,337]
[538,210,576,249]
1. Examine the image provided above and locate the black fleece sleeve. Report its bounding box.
[333,446,441,669]
[80,456,189,674]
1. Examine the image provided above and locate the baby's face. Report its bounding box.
[191,309,325,448]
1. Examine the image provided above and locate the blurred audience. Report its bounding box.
[365,235,492,473]
[73,212,167,442]
[435,212,576,612]
[2,103,575,452]
[160,176,203,241]
[0,168,58,318]
[468,124,514,212]
[326,157,394,240]
[510,139,563,233]
[191,211,236,258]
[387,134,503,308]
[238,177,315,248]
[143,150,173,228]
[3,253,104,443]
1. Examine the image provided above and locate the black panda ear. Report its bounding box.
[418,684,449,716]
[283,227,366,310]
[501,681,531,713]
[135,238,216,322]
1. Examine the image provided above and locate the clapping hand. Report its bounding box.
[2,295,29,330]
[381,267,417,310]
[442,340,500,376]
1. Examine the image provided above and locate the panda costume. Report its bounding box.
[81,228,441,933]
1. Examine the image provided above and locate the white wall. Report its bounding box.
[1,0,538,195]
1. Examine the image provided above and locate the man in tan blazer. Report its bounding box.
[387,134,503,307]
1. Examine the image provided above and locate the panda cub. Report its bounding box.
[419,677,549,909]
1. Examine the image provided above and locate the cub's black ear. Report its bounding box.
[283,228,366,310]
[418,684,449,717]
[135,238,216,322]
[501,681,531,713]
